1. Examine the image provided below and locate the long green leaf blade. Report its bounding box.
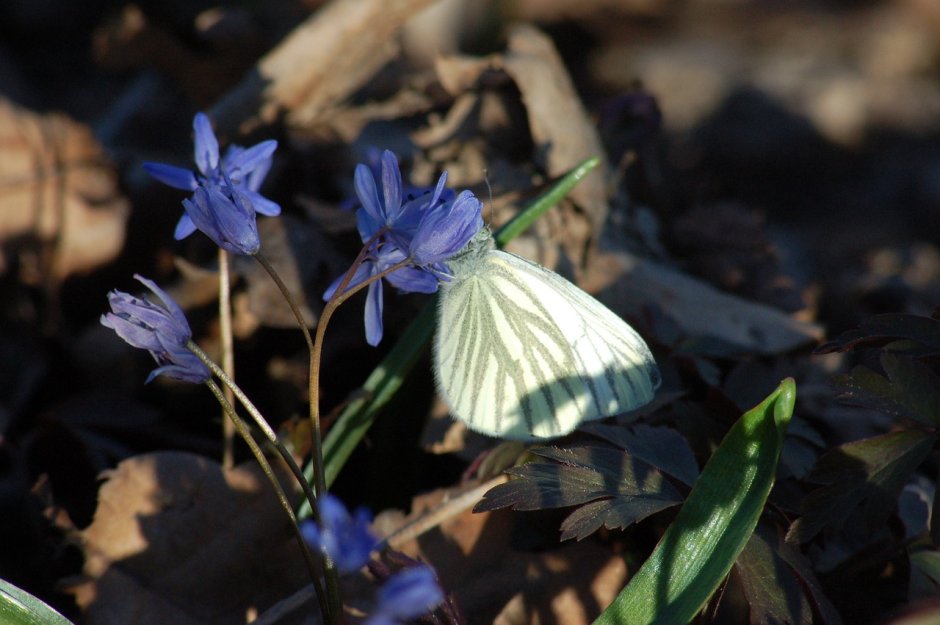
[594,378,796,625]
[0,579,74,625]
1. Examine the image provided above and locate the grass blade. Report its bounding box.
[0,578,74,625]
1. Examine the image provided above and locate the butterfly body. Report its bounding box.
[434,231,660,440]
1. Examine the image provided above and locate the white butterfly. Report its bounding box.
[434,230,661,440]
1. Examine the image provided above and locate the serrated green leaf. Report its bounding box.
[816,313,940,354]
[832,354,940,427]
[881,353,940,427]
[787,430,936,543]
[299,157,602,516]
[475,444,682,540]
[0,579,73,625]
[774,532,844,625]
[583,423,700,487]
[832,365,904,418]
[735,528,813,625]
[594,378,796,625]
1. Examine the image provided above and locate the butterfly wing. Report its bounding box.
[434,249,660,440]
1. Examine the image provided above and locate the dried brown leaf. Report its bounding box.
[212,0,441,135]
[585,250,823,355]
[499,25,610,237]
[0,98,128,285]
[66,452,306,625]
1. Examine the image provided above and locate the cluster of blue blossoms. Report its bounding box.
[101,275,210,384]
[302,494,444,624]
[326,149,483,345]
[100,114,460,621]
[105,114,483,382]
[142,113,281,255]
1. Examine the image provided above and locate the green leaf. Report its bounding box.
[880,353,940,427]
[0,579,74,625]
[774,531,844,625]
[734,524,843,625]
[584,423,700,487]
[816,313,940,354]
[832,354,940,427]
[910,550,940,600]
[594,378,796,625]
[786,429,936,543]
[299,157,603,516]
[735,528,814,625]
[474,444,683,541]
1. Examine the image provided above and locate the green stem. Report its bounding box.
[252,252,325,498]
[187,340,320,525]
[203,379,331,623]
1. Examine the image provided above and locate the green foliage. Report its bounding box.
[475,441,685,541]
[594,379,795,625]
[787,430,934,543]
[795,310,940,543]
[0,579,73,625]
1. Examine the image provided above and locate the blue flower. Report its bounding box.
[301,494,377,574]
[327,150,483,345]
[181,182,261,255]
[409,189,483,266]
[364,565,445,625]
[323,246,438,346]
[101,275,209,384]
[143,112,280,253]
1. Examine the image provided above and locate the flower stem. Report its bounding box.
[203,379,331,622]
[187,340,320,524]
[308,249,409,461]
[218,248,236,469]
[252,253,327,492]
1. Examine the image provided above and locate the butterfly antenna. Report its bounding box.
[483,168,494,227]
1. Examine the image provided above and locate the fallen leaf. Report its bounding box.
[66,452,307,625]
[499,25,610,238]
[585,250,823,355]
[0,98,129,285]
[211,0,442,135]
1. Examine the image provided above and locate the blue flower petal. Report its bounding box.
[183,186,260,255]
[242,190,281,217]
[355,163,384,229]
[303,494,377,574]
[410,190,483,265]
[145,113,278,255]
[385,265,439,294]
[134,274,191,333]
[174,213,198,240]
[323,260,373,301]
[364,279,384,347]
[101,275,207,384]
[224,139,277,178]
[379,150,403,224]
[368,566,444,623]
[100,312,163,352]
[331,150,484,346]
[143,162,198,191]
[193,113,220,175]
